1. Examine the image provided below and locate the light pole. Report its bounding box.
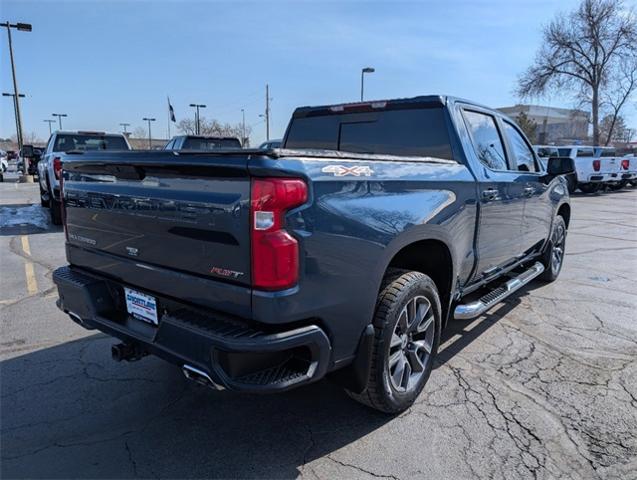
[120,123,130,134]
[1,21,31,157]
[241,108,246,147]
[52,113,67,130]
[43,119,56,135]
[3,92,25,145]
[189,103,206,135]
[143,117,155,149]
[360,67,375,101]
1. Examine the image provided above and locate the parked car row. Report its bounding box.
[533,144,636,193]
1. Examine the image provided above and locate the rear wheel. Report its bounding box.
[578,183,599,194]
[346,269,441,413]
[39,183,49,207]
[539,215,567,282]
[608,181,627,191]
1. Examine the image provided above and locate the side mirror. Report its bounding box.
[21,144,34,157]
[547,156,575,175]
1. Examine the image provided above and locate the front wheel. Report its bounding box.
[539,215,567,282]
[346,270,441,413]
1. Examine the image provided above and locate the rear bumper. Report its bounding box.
[53,266,332,393]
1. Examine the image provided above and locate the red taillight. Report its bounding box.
[53,156,62,179]
[621,159,630,170]
[592,159,601,171]
[251,178,307,290]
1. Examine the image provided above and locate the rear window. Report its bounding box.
[182,137,241,150]
[576,148,594,157]
[536,147,559,158]
[284,107,454,160]
[599,149,616,157]
[53,134,128,152]
[558,148,572,157]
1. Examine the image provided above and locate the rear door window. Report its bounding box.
[463,110,508,170]
[503,121,537,172]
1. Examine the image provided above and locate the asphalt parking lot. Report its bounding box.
[1,172,636,480]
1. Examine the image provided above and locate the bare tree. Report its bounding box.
[177,117,251,142]
[515,111,538,142]
[518,0,637,144]
[600,58,637,145]
[132,127,147,139]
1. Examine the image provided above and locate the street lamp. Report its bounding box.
[2,21,32,172]
[143,117,156,149]
[361,67,375,101]
[120,123,130,134]
[189,103,206,135]
[52,113,68,130]
[3,93,25,143]
[43,119,56,135]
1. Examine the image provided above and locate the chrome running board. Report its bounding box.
[454,262,544,320]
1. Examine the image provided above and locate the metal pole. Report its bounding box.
[241,109,246,146]
[3,93,20,147]
[196,106,200,135]
[361,70,364,102]
[4,24,24,153]
[265,84,270,141]
[44,119,55,135]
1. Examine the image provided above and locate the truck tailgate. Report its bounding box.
[62,152,252,291]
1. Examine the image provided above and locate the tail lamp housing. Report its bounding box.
[251,178,307,290]
[621,159,630,170]
[53,156,63,179]
[592,159,601,171]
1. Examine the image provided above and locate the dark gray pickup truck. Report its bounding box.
[53,96,573,413]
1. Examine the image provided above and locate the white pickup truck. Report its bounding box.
[557,146,604,193]
[593,147,623,190]
[619,153,636,187]
[38,131,131,224]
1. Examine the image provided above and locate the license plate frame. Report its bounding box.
[124,287,158,326]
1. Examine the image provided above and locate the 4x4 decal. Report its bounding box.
[321,165,374,177]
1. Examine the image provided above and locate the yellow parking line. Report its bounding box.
[21,235,31,256]
[24,262,37,295]
[20,235,38,295]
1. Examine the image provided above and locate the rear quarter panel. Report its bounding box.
[249,155,478,365]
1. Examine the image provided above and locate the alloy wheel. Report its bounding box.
[387,295,435,393]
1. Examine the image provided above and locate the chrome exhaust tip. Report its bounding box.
[182,364,224,390]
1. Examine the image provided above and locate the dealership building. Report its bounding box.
[498,104,590,144]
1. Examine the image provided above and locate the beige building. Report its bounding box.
[497,104,589,144]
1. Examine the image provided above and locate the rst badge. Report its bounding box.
[321,165,374,177]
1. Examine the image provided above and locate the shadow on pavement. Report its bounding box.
[1,334,393,479]
[1,283,536,479]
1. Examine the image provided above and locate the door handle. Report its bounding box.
[481,188,499,200]
[523,186,534,196]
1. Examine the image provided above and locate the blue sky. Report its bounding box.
[1,0,635,145]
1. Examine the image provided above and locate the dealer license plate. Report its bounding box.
[124,287,158,325]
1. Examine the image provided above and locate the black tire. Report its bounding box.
[39,184,49,207]
[539,215,567,282]
[50,197,62,225]
[578,183,599,194]
[347,269,442,414]
[630,180,637,187]
[608,181,627,191]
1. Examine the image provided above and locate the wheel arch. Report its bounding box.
[557,202,571,228]
[381,238,455,329]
